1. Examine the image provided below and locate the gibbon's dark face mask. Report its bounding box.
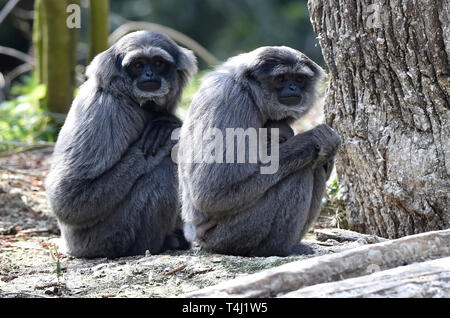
[270,73,308,106]
[126,56,173,92]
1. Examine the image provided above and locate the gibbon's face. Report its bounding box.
[242,46,324,121]
[255,54,319,109]
[266,72,308,106]
[125,54,174,93]
[121,46,178,108]
[104,30,197,112]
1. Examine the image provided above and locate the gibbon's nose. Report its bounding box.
[278,81,302,106]
[145,71,154,79]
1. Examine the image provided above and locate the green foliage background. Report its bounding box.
[0,76,63,152]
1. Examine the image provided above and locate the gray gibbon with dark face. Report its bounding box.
[45,31,197,258]
[178,46,341,256]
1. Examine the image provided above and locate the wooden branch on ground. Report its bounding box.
[281,257,450,298]
[182,229,450,298]
[314,228,387,243]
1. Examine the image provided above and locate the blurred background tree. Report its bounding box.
[89,0,108,61]
[33,0,80,114]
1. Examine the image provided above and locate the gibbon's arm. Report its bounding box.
[46,89,149,227]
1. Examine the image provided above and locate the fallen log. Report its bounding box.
[182,229,450,298]
[281,257,450,298]
[314,228,387,244]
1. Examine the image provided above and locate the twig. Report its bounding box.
[25,267,67,276]
[17,228,58,236]
[315,241,336,246]
[35,282,60,290]
[187,268,213,278]
[165,264,187,275]
[0,165,44,177]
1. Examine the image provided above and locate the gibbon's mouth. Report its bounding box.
[278,94,302,106]
[138,80,162,92]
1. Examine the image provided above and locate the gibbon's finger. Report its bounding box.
[144,125,160,154]
[151,126,167,156]
[159,127,172,148]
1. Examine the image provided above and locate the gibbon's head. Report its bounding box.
[220,46,325,122]
[86,30,198,113]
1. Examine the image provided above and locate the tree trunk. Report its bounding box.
[32,0,44,85]
[308,0,450,238]
[34,0,80,114]
[89,0,109,62]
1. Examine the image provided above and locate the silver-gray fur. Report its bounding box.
[46,31,197,258]
[178,46,341,256]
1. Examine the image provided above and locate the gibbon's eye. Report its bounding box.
[133,61,144,69]
[154,59,166,69]
[295,75,306,87]
[274,74,285,84]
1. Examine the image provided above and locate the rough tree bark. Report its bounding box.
[308,0,449,238]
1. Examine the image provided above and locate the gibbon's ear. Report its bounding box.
[304,59,326,81]
[86,46,121,84]
[243,67,258,82]
[177,47,198,79]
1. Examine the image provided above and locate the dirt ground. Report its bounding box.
[0,148,364,298]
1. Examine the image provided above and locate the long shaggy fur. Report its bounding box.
[178,46,340,256]
[46,31,197,258]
